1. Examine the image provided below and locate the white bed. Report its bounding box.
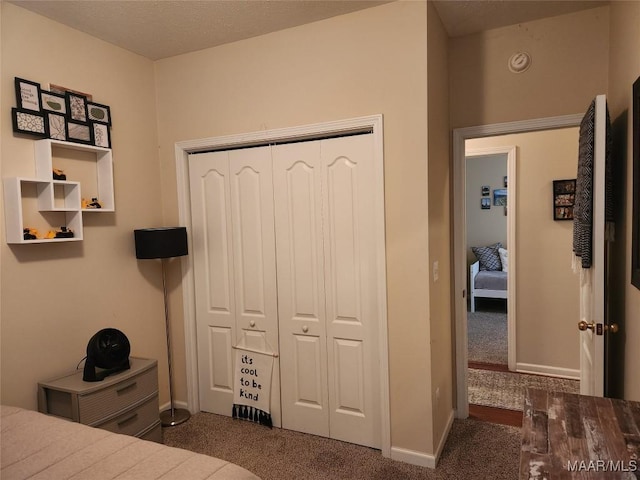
[469,260,508,312]
[1,405,260,480]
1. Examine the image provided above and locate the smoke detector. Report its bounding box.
[508,52,532,73]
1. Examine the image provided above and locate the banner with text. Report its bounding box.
[232,346,274,427]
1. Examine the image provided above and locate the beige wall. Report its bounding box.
[450,6,610,128]
[0,3,169,408]
[465,153,508,263]
[608,0,640,402]
[427,0,453,454]
[154,1,436,455]
[468,129,580,373]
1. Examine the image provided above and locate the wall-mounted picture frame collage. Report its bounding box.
[12,77,112,148]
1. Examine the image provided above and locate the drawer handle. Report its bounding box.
[117,413,138,427]
[116,382,137,395]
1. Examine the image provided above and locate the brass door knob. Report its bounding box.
[578,321,595,331]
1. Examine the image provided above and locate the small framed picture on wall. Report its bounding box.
[15,77,42,112]
[65,91,89,122]
[553,179,576,221]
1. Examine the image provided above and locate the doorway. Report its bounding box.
[465,147,515,375]
[453,114,584,420]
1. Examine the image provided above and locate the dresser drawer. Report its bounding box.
[95,394,159,436]
[77,366,157,425]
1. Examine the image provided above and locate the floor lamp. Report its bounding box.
[134,226,190,427]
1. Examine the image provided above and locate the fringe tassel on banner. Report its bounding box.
[232,404,273,428]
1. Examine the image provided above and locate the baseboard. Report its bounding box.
[516,362,580,380]
[390,409,454,469]
[390,446,438,469]
[433,409,455,466]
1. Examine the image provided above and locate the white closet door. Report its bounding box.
[228,147,281,427]
[189,151,236,415]
[273,141,330,437]
[273,134,380,448]
[321,135,380,449]
[190,147,281,426]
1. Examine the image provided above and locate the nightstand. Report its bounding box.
[37,357,162,443]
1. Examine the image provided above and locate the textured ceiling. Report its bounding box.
[432,0,608,38]
[10,0,609,60]
[10,0,391,60]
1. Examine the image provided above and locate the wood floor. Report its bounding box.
[468,361,523,428]
[469,403,523,427]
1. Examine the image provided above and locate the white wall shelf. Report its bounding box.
[3,139,114,244]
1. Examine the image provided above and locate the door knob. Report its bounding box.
[578,321,595,331]
[249,320,256,328]
[302,325,309,333]
[578,321,619,334]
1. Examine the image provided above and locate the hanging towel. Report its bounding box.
[573,99,614,269]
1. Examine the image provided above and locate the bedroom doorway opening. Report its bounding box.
[465,148,511,371]
[453,116,584,423]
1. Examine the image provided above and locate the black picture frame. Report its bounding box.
[481,197,491,209]
[632,76,640,289]
[65,91,88,122]
[41,90,67,114]
[11,108,48,138]
[553,179,576,221]
[15,77,42,112]
[66,120,93,145]
[92,122,111,148]
[47,112,67,141]
[87,102,111,125]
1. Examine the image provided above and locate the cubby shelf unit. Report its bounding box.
[3,139,114,244]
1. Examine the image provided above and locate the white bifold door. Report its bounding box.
[189,134,381,449]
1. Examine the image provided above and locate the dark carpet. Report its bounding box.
[163,412,521,479]
[467,309,507,365]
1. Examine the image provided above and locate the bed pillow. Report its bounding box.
[498,247,508,272]
[471,243,503,271]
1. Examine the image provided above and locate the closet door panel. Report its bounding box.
[321,135,381,449]
[273,141,329,437]
[189,152,236,415]
[228,147,281,427]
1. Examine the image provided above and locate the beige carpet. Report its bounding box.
[163,412,521,480]
[468,368,580,411]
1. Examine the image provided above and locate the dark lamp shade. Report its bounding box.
[134,227,188,259]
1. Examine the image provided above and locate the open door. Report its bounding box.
[576,95,619,397]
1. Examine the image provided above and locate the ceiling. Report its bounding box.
[10,0,608,61]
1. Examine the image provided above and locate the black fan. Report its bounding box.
[83,328,131,382]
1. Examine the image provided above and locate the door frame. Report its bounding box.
[173,114,391,456]
[465,145,517,372]
[453,113,583,418]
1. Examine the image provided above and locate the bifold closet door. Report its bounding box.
[273,134,381,449]
[272,140,330,438]
[189,147,281,427]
